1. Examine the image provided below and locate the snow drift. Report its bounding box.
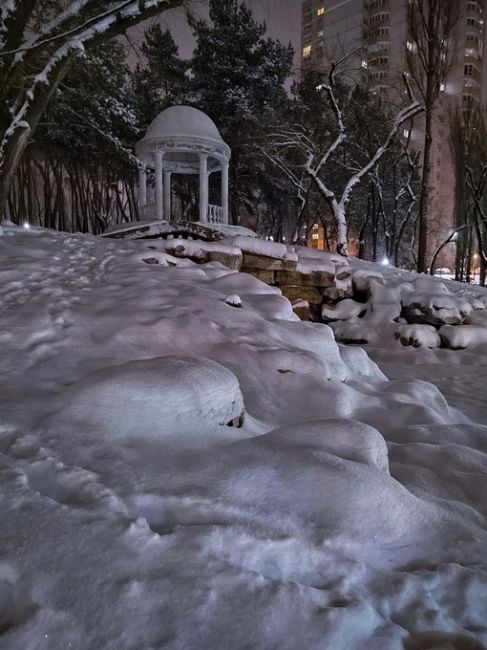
[0,223,486,649]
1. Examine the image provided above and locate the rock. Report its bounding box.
[394,324,441,349]
[352,270,384,293]
[241,252,297,272]
[332,321,369,345]
[322,299,366,322]
[208,250,242,270]
[225,294,242,308]
[166,243,209,263]
[309,304,322,322]
[439,324,487,350]
[402,291,471,327]
[292,300,311,321]
[402,303,464,327]
[275,270,335,288]
[335,269,351,281]
[104,220,228,241]
[242,269,275,284]
[280,285,322,305]
[321,286,353,304]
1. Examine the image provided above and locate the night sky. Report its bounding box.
[126,0,302,69]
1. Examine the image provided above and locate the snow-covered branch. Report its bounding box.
[302,67,423,256]
[0,0,184,213]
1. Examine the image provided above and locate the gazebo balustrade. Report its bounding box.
[207,205,225,223]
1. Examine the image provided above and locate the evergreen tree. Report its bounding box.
[41,43,139,164]
[191,0,292,135]
[0,0,183,217]
[132,24,190,129]
[190,0,293,222]
[11,42,142,232]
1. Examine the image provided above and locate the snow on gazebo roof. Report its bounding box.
[141,105,225,146]
[136,105,231,170]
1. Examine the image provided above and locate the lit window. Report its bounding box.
[440,82,445,91]
[403,129,410,138]
[312,233,319,240]
[303,45,312,57]
[317,7,325,16]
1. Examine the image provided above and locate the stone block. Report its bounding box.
[402,304,464,327]
[243,269,275,284]
[280,285,322,304]
[208,250,242,270]
[335,269,352,281]
[275,270,335,288]
[241,253,297,271]
[167,244,209,263]
[321,286,354,304]
[292,300,311,321]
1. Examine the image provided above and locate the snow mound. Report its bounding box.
[395,323,441,348]
[352,268,384,292]
[272,321,349,381]
[208,420,465,556]
[338,345,387,380]
[295,246,348,265]
[229,235,291,259]
[261,419,390,472]
[322,298,365,321]
[296,257,336,275]
[47,356,245,448]
[403,287,472,325]
[439,324,487,350]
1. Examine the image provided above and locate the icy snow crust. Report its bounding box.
[0,226,487,648]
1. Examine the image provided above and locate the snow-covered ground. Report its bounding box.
[0,224,486,649]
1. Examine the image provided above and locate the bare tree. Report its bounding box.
[449,104,487,284]
[257,140,314,242]
[260,55,422,256]
[368,130,420,265]
[300,59,423,256]
[0,0,184,215]
[406,0,460,272]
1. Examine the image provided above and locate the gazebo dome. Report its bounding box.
[143,106,225,145]
[136,105,230,172]
[135,105,230,225]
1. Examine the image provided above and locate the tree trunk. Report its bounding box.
[331,200,348,256]
[416,103,433,273]
[0,56,76,216]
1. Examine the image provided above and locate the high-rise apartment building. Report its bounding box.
[301,0,487,263]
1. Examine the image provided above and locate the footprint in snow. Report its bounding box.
[0,565,38,635]
[22,458,123,512]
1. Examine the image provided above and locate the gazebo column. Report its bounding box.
[154,150,164,220]
[221,162,229,224]
[138,166,147,211]
[164,171,171,221]
[199,153,208,222]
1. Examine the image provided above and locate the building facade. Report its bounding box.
[301,0,487,264]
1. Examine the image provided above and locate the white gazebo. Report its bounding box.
[136,105,231,224]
